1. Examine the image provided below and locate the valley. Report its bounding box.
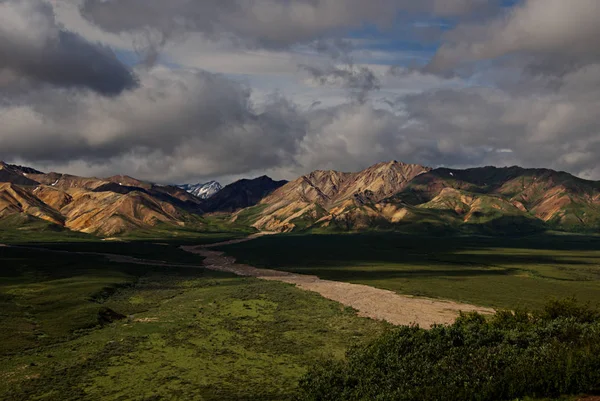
[4,1,600,398]
[0,239,389,400]
[1,160,600,400]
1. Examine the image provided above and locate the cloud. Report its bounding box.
[2,0,599,185]
[0,67,307,183]
[0,0,136,95]
[0,62,498,183]
[395,76,600,178]
[4,68,600,183]
[428,0,600,74]
[291,100,517,176]
[80,0,504,56]
[301,64,380,104]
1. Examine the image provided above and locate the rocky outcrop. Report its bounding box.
[0,183,65,225]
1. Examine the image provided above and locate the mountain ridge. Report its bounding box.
[203,176,288,213]
[0,160,598,236]
[249,161,431,232]
[237,163,600,233]
[0,164,206,235]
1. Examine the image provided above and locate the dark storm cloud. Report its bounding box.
[0,68,307,183]
[302,64,380,104]
[0,0,136,95]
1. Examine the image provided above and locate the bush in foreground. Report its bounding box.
[298,298,600,401]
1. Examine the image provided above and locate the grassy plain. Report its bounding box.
[2,227,599,400]
[0,242,388,400]
[217,232,600,310]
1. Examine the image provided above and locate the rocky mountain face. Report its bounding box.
[178,181,223,199]
[1,160,598,236]
[0,182,65,225]
[246,161,431,232]
[0,162,41,186]
[238,162,600,233]
[0,162,288,236]
[0,164,204,236]
[203,176,287,213]
[390,166,600,231]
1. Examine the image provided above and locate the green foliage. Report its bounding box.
[536,297,600,323]
[0,245,387,400]
[0,244,205,354]
[119,219,253,240]
[462,214,546,236]
[298,299,600,401]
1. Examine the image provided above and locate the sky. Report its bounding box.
[1,0,599,184]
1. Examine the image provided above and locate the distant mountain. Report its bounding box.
[0,163,205,236]
[390,166,600,232]
[238,162,600,233]
[246,161,430,232]
[178,181,223,199]
[1,160,599,236]
[203,176,287,213]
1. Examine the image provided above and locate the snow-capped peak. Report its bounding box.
[178,180,222,199]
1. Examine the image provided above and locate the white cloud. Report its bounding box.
[1,0,599,184]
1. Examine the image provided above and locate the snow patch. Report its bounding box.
[177,181,223,199]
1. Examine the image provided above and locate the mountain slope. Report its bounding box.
[97,176,203,210]
[203,176,287,213]
[391,166,600,231]
[0,163,205,236]
[247,161,430,232]
[0,183,65,225]
[0,162,41,186]
[240,163,600,233]
[60,188,188,236]
[1,160,598,236]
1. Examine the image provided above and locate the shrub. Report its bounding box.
[297,299,600,401]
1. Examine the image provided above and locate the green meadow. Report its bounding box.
[0,242,387,400]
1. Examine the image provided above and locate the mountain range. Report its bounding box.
[237,161,600,234]
[1,160,599,236]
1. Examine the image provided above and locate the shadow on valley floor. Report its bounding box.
[217,233,600,269]
[217,232,600,310]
